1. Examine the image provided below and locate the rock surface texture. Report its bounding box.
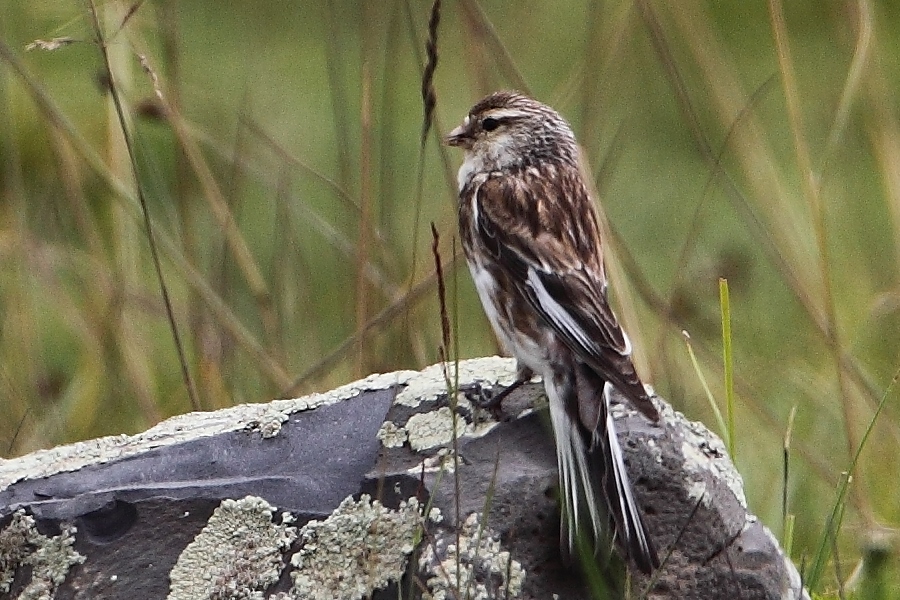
[0,357,807,600]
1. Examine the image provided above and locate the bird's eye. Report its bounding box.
[482,117,500,132]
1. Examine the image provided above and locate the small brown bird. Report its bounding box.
[446,91,660,574]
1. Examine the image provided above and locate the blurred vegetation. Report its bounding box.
[1,0,898,596]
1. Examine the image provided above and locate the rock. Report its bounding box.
[0,357,807,599]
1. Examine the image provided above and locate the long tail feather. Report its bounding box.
[547,377,659,574]
[599,382,659,573]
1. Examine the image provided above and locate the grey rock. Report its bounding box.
[0,357,807,599]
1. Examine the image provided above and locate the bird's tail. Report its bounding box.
[548,378,659,574]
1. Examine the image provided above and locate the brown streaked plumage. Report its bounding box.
[446,90,660,574]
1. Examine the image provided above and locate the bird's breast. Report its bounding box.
[465,258,552,377]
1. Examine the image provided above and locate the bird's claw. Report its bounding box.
[463,384,505,419]
[467,371,532,421]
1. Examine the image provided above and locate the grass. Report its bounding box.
[718,278,735,459]
[1,0,899,596]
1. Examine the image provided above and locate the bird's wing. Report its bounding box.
[473,172,657,420]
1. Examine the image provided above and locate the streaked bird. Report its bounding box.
[446,90,660,574]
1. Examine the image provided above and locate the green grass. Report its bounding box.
[1,0,898,596]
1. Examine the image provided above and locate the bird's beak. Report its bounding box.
[445,123,471,148]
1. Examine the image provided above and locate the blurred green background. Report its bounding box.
[1,0,898,596]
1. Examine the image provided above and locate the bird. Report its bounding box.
[445,90,660,574]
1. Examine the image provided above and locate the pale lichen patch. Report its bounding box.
[0,509,85,598]
[405,407,472,451]
[376,420,407,448]
[167,496,296,600]
[245,405,290,438]
[382,386,503,452]
[419,512,525,600]
[686,479,709,506]
[408,449,458,475]
[661,400,747,509]
[290,494,425,600]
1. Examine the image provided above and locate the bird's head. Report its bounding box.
[445,91,579,171]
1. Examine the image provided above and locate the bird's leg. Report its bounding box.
[473,364,535,412]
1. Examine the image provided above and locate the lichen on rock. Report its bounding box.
[376,420,408,448]
[290,494,432,600]
[167,496,297,600]
[419,512,525,600]
[0,509,85,599]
